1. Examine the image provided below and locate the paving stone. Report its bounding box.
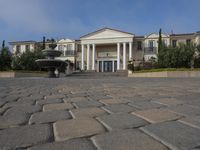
[0,108,5,114]
[43,103,73,111]
[0,109,29,129]
[153,98,183,106]
[0,124,53,149]
[29,110,71,124]
[45,94,65,99]
[71,107,107,118]
[141,121,200,150]
[103,104,137,113]
[89,95,111,101]
[8,105,42,114]
[191,146,200,150]
[1,95,19,103]
[30,94,45,100]
[3,100,35,108]
[97,113,148,130]
[129,101,166,110]
[36,99,63,105]
[179,116,200,128]
[92,129,168,150]
[66,97,89,102]
[28,138,96,150]
[99,98,128,105]
[168,104,200,116]
[122,95,151,102]
[175,93,200,102]
[68,93,88,98]
[0,101,5,107]
[74,100,103,108]
[53,117,105,141]
[132,108,182,123]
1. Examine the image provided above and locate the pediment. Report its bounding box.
[81,28,134,40]
[58,39,74,43]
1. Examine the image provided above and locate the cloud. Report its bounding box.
[0,0,55,33]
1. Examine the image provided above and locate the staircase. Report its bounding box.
[69,70,128,78]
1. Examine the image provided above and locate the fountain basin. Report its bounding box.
[36,59,66,68]
[42,49,62,58]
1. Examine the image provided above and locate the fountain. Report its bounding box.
[36,40,67,78]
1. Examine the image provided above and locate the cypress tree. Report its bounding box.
[158,28,162,53]
[2,40,5,49]
[42,36,46,49]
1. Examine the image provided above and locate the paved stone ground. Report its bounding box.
[0,77,200,150]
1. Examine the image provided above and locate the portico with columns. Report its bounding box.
[80,28,134,72]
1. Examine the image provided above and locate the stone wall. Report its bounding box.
[129,71,200,78]
[0,72,47,78]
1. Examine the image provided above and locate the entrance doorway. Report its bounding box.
[99,60,117,72]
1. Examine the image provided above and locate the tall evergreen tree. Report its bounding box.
[42,36,46,49]
[2,40,5,49]
[158,28,162,53]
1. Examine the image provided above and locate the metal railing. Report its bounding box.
[144,47,157,54]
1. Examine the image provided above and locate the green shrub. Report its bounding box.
[158,43,196,68]
[0,47,12,71]
[12,49,45,71]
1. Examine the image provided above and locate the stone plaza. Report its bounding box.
[0,77,200,150]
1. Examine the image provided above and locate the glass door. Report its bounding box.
[104,61,112,72]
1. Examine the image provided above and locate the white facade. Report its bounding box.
[80,28,134,72]
[144,33,170,61]
[55,39,76,63]
[11,42,35,54]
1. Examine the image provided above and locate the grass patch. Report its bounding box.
[133,68,200,73]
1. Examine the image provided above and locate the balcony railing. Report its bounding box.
[144,47,157,54]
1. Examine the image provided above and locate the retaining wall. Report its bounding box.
[129,71,200,77]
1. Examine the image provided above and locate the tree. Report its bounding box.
[158,28,163,53]
[158,43,196,68]
[0,45,12,71]
[12,46,45,71]
[2,40,5,49]
[42,36,46,49]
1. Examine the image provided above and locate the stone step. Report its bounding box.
[71,71,128,77]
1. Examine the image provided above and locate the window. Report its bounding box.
[25,45,30,51]
[58,45,64,56]
[148,40,155,51]
[162,40,167,47]
[137,41,142,50]
[172,40,177,48]
[16,45,20,54]
[186,39,191,45]
[67,44,73,50]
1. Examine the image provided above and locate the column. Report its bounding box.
[87,44,90,70]
[101,60,104,72]
[92,44,95,70]
[81,44,84,70]
[123,43,126,70]
[112,60,115,72]
[129,42,132,60]
[117,43,120,70]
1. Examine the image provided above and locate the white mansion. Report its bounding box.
[9,28,200,72]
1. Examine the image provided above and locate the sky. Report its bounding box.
[0,0,200,46]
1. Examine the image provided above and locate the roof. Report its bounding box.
[170,33,195,37]
[80,27,134,38]
[9,40,36,45]
[135,36,144,39]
